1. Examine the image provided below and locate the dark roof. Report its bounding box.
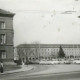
[0,9,15,17]
[17,44,80,48]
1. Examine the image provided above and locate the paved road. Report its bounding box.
[11,71,80,80]
[0,65,80,80]
[0,65,49,80]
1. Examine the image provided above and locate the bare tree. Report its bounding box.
[32,41,41,60]
[17,43,33,64]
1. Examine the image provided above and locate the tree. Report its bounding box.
[32,41,40,60]
[17,43,33,64]
[58,46,65,58]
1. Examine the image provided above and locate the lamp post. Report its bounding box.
[38,43,40,61]
[73,44,75,59]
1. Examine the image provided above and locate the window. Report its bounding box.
[0,34,6,44]
[0,50,6,59]
[0,22,5,29]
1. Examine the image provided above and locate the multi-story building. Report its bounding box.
[16,44,80,62]
[0,9,15,62]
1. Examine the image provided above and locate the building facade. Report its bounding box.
[16,44,80,62]
[0,9,15,62]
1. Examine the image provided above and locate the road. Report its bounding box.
[0,65,49,80]
[16,72,80,80]
[0,65,80,80]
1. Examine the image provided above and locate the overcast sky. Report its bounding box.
[0,0,80,46]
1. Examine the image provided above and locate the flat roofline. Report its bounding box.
[16,44,80,48]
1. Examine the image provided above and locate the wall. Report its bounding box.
[0,16,14,61]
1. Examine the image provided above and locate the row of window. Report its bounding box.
[29,50,80,54]
[30,48,80,52]
[28,56,80,60]
[41,52,80,54]
[41,48,59,51]
[0,21,6,44]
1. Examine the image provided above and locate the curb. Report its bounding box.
[0,66,34,75]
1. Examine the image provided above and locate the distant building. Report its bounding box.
[16,44,80,62]
[0,9,15,62]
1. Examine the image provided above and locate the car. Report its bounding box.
[73,60,80,64]
[39,60,51,65]
[39,60,46,64]
[39,60,59,65]
[51,60,60,64]
[59,60,65,64]
[64,60,71,64]
[59,60,71,64]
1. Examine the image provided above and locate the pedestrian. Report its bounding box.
[0,61,3,73]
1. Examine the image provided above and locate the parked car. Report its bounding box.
[73,60,80,64]
[51,60,60,64]
[39,60,59,65]
[64,60,71,64]
[39,60,48,65]
[59,60,71,64]
[59,60,65,64]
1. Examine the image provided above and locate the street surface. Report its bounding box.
[15,72,80,80]
[0,65,49,80]
[0,64,80,80]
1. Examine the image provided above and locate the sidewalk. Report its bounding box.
[0,65,34,75]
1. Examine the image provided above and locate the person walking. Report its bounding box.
[0,61,3,73]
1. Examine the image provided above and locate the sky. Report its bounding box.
[0,0,80,46]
